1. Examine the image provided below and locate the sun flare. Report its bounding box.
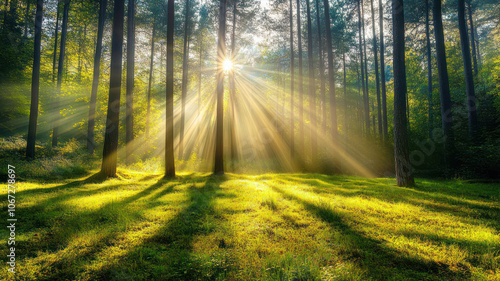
[223,59,234,73]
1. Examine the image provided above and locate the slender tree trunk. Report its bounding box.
[361,0,370,135]
[146,17,155,140]
[165,0,175,178]
[179,0,191,159]
[101,0,125,177]
[343,52,347,136]
[459,0,478,142]
[198,41,202,137]
[323,0,337,140]
[315,0,325,134]
[392,0,414,187]
[289,0,295,157]
[229,0,237,166]
[370,0,381,136]
[87,0,107,153]
[357,0,368,134]
[125,0,135,164]
[379,0,387,141]
[296,0,304,153]
[467,1,478,76]
[214,0,227,175]
[26,0,43,159]
[52,0,59,83]
[426,0,432,139]
[306,0,316,157]
[52,0,69,147]
[433,0,454,169]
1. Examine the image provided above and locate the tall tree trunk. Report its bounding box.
[146,17,155,140]
[361,0,370,135]
[296,0,304,153]
[458,0,478,142]
[315,0,325,134]
[214,0,226,175]
[370,0,381,136]
[306,0,316,157]
[165,0,175,178]
[125,0,135,164]
[101,0,125,177]
[426,0,432,139]
[26,0,43,159]
[87,0,107,153]
[379,0,388,141]
[343,52,347,136]
[52,0,69,147]
[179,0,191,160]
[289,0,295,157]
[229,0,237,166]
[467,1,478,76]
[198,41,202,137]
[357,0,368,134]
[323,0,337,140]
[52,0,59,83]
[392,0,414,187]
[433,0,454,169]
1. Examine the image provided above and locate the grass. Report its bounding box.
[0,169,499,280]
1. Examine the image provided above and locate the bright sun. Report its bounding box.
[223,59,233,73]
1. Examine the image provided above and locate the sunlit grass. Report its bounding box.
[1,168,499,280]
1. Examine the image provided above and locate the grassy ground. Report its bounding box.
[1,167,499,280]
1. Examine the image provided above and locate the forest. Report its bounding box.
[0,0,499,280]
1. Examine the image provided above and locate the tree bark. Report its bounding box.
[322,0,337,140]
[458,0,478,142]
[52,0,70,147]
[101,0,125,177]
[306,0,316,157]
[214,0,226,175]
[379,0,388,141]
[426,0,432,139]
[26,0,43,159]
[370,0,381,136]
[289,0,294,157]
[315,0,325,134]
[125,0,135,164]
[296,0,304,152]
[467,1,478,76]
[229,0,237,165]
[146,17,155,140]
[52,0,60,83]
[392,0,414,187]
[179,0,191,160]
[165,0,175,178]
[357,0,368,135]
[87,0,107,153]
[433,0,454,169]
[361,0,370,135]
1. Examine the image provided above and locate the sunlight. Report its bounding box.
[223,59,234,73]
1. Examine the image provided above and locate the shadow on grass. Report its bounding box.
[270,184,472,280]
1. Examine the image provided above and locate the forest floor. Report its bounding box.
[1,166,499,280]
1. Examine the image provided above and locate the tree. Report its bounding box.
[146,17,155,140]
[52,0,70,147]
[360,0,370,135]
[306,0,316,157]
[87,0,107,153]
[101,0,125,177]
[179,0,191,160]
[467,1,478,76]
[214,0,227,175]
[296,0,304,153]
[314,0,325,133]
[165,0,175,178]
[426,0,432,139]
[433,0,454,169]
[322,0,337,140]
[125,0,135,164]
[392,0,415,187]
[370,0,381,136]
[379,0,388,140]
[52,0,60,83]
[289,0,294,156]
[229,0,237,165]
[458,0,478,142]
[357,0,368,135]
[26,0,43,159]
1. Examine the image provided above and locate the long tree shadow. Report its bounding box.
[270,183,472,280]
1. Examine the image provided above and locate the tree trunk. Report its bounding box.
[52,0,60,83]
[214,0,226,175]
[357,0,368,135]
[467,1,478,76]
[87,0,107,153]
[323,0,337,140]
[361,0,370,135]
[315,0,325,134]
[125,0,135,164]
[379,0,388,141]
[296,0,304,153]
[101,0,125,177]
[433,0,454,169]
[179,0,191,160]
[26,0,43,159]
[426,0,432,139]
[343,52,347,136]
[165,0,175,178]
[306,0,316,157]
[229,0,237,166]
[23,0,29,37]
[458,0,478,142]
[392,0,414,187]
[146,17,155,140]
[52,0,69,147]
[370,0,381,137]
[289,0,294,157]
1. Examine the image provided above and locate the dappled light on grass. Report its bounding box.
[1,170,499,280]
